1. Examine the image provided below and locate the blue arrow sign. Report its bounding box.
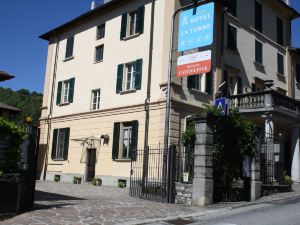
[178,2,214,52]
[215,97,228,116]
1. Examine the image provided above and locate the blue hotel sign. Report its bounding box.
[178,2,214,52]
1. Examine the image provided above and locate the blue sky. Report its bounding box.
[0,0,300,93]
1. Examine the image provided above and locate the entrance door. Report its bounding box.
[86,148,96,182]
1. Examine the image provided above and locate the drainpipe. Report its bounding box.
[43,32,60,180]
[144,0,155,149]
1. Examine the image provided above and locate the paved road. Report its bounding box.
[189,196,300,225]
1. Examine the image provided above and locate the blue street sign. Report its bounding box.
[178,2,214,52]
[215,97,228,116]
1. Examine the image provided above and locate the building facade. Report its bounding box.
[38,0,300,185]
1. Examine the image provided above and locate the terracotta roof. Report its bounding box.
[0,102,21,113]
[0,71,14,82]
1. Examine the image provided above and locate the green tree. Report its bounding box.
[0,87,43,124]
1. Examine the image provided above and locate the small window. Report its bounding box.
[96,24,105,40]
[277,53,284,75]
[255,40,263,64]
[187,72,212,94]
[62,81,70,103]
[56,78,75,105]
[120,6,145,40]
[255,1,262,33]
[228,0,237,17]
[296,64,300,83]
[227,24,237,51]
[95,45,104,62]
[116,59,142,93]
[91,89,101,111]
[51,128,70,160]
[125,63,136,91]
[112,121,138,161]
[277,17,284,45]
[65,36,74,59]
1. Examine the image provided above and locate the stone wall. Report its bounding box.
[175,182,193,206]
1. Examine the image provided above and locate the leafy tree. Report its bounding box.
[205,106,256,202]
[0,87,43,124]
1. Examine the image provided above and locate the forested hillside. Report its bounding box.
[0,87,43,124]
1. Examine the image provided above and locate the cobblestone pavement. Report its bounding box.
[0,181,209,225]
[1,182,300,225]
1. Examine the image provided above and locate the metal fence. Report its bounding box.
[260,134,284,186]
[129,145,195,203]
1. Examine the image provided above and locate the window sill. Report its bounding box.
[52,158,66,161]
[188,88,210,97]
[63,56,74,62]
[254,61,265,73]
[122,33,141,41]
[277,73,286,83]
[226,47,239,55]
[90,108,101,112]
[59,102,70,106]
[94,60,103,64]
[120,89,136,95]
[115,158,131,162]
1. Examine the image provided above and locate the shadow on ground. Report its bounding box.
[35,190,86,201]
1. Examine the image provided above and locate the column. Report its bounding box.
[192,117,214,206]
[291,127,300,182]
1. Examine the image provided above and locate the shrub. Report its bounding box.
[92,178,102,186]
[0,118,27,171]
[118,180,126,188]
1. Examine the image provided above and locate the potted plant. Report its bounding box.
[73,176,82,184]
[92,178,102,186]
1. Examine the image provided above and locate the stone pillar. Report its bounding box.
[192,117,214,206]
[291,127,300,182]
[251,152,261,201]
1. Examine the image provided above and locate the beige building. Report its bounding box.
[38,0,300,185]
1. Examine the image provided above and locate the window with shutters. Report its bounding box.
[222,71,242,96]
[95,45,104,62]
[255,40,263,64]
[120,6,145,40]
[112,121,138,161]
[96,24,105,40]
[227,24,237,51]
[56,78,75,105]
[91,89,101,111]
[51,128,70,160]
[125,63,136,91]
[277,17,284,45]
[116,59,143,93]
[255,1,262,33]
[296,64,300,84]
[65,36,74,59]
[187,72,212,94]
[277,53,284,75]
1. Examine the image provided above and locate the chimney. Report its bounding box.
[91,1,97,10]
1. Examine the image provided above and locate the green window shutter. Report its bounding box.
[65,36,74,58]
[116,64,124,93]
[56,81,62,105]
[51,129,58,160]
[68,78,75,103]
[112,122,120,160]
[120,13,127,40]
[187,76,195,89]
[130,120,139,161]
[63,128,70,160]
[237,77,243,94]
[205,72,212,94]
[134,59,143,90]
[136,6,145,34]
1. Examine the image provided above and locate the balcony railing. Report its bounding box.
[229,90,300,116]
